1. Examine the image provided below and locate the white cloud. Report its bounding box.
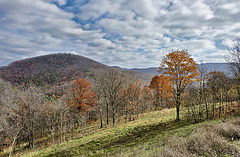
[0,0,240,68]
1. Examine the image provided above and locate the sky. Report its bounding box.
[0,0,240,68]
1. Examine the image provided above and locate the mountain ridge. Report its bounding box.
[129,63,232,76]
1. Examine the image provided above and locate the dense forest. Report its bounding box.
[0,46,240,156]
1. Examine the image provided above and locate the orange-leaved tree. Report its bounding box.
[67,78,96,113]
[160,50,199,121]
[149,75,172,109]
[125,80,142,121]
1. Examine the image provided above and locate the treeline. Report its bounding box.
[148,50,240,124]
[0,70,154,156]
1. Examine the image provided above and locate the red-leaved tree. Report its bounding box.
[67,78,96,113]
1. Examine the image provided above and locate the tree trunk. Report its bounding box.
[52,127,55,146]
[212,95,215,118]
[71,123,74,140]
[9,126,22,157]
[237,87,240,102]
[112,111,115,126]
[64,123,66,142]
[125,104,128,124]
[176,93,180,121]
[100,114,103,128]
[205,101,208,119]
[60,112,63,143]
[9,136,17,157]
[0,136,1,153]
[106,103,109,125]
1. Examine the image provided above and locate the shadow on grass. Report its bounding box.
[43,120,192,157]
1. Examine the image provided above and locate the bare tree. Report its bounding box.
[226,37,240,101]
[94,70,126,126]
[20,84,44,149]
[91,71,106,128]
[198,61,209,119]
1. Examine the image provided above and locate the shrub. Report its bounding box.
[159,137,196,157]
[186,130,238,156]
[232,118,240,126]
[214,122,240,140]
[159,124,240,157]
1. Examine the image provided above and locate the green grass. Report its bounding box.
[17,107,240,157]
[23,108,178,156]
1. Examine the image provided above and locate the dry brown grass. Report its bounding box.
[158,118,240,157]
[187,130,237,156]
[214,122,240,140]
[158,137,197,157]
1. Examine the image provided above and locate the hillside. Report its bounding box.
[0,53,153,87]
[0,53,113,86]
[20,108,240,157]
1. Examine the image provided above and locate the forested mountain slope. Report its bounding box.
[0,53,112,86]
[0,53,153,87]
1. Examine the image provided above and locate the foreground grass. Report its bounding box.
[22,106,240,157]
[112,117,240,157]
[24,108,180,156]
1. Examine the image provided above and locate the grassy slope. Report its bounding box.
[22,107,240,157]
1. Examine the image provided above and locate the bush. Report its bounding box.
[159,137,197,157]
[158,122,240,157]
[214,122,240,140]
[232,118,240,126]
[187,130,237,156]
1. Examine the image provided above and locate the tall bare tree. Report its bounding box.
[226,37,240,101]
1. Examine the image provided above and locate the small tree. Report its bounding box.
[102,70,125,126]
[149,75,172,109]
[124,80,142,121]
[67,78,96,113]
[160,50,199,121]
[66,78,96,136]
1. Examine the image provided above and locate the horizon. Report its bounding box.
[0,0,239,68]
[0,52,228,69]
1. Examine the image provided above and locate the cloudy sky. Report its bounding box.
[0,0,239,68]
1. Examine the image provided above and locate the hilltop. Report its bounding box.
[0,53,113,86]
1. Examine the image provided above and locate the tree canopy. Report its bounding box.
[159,49,199,120]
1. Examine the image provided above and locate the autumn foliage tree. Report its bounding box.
[160,50,199,121]
[67,78,96,113]
[149,75,172,109]
[123,80,142,121]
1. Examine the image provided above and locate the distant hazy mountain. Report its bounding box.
[130,67,160,74]
[198,63,232,76]
[130,63,232,76]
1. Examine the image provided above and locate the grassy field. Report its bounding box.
[18,107,240,157]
